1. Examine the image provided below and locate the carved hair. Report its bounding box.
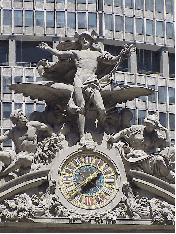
[10,109,28,123]
[144,114,159,127]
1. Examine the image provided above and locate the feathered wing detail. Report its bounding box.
[101,84,154,108]
[9,82,74,108]
[9,82,154,110]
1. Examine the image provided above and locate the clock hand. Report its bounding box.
[78,170,101,191]
[69,171,100,198]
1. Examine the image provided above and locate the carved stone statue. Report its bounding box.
[0,109,53,176]
[37,32,132,144]
[108,114,175,183]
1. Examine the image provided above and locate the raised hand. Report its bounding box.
[37,42,50,51]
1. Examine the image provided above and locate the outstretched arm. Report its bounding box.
[37,42,76,59]
[99,44,133,65]
[29,121,54,136]
[0,131,10,143]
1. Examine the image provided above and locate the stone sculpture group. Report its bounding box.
[0,32,174,225]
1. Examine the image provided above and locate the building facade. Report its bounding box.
[0,0,175,151]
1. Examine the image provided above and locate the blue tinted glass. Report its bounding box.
[115,15,123,32]
[14,11,23,27]
[166,22,174,39]
[3,10,12,26]
[114,0,122,7]
[46,12,54,27]
[3,76,12,94]
[125,17,133,33]
[3,103,12,119]
[156,21,164,37]
[169,87,175,104]
[146,19,153,36]
[78,13,86,29]
[136,18,143,34]
[158,86,167,103]
[159,112,167,128]
[36,11,44,26]
[25,103,34,119]
[67,12,75,29]
[105,14,113,31]
[169,113,175,130]
[125,0,132,8]
[88,13,97,29]
[56,12,65,28]
[25,11,33,27]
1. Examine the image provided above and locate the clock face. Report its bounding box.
[60,153,117,209]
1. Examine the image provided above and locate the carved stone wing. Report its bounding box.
[9,82,74,107]
[101,84,154,108]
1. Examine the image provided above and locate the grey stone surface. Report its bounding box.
[0,32,174,229]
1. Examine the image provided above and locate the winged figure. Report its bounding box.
[9,32,154,144]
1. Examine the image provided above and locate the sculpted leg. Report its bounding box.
[93,90,106,127]
[74,79,86,144]
[0,158,21,176]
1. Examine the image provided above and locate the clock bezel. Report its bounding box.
[50,145,127,214]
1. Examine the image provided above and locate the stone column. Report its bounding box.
[160,47,169,77]
[9,38,16,66]
[128,45,137,74]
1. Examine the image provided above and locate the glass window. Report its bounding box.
[78,0,86,3]
[36,0,44,2]
[56,12,65,28]
[3,10,12,26]
[138,110,146,125]
[36,103,45,112]
[67,12,76,29]
[25,11,33,27]
[14,103,22,110]
[67,0,75,2]
[0,40,9,65]
[36,76,43,82]
[25,76,34,82]
[3,103,12,119]
[125,0,132,8]
[114,0,122,7]
[146,19,153,36]
[136,18,143,34]
[169,53,175,78]
[105,14,113,31]
[135,0,143,10]
[104,0,112,5]
[46,0,55,2]
[25,103,34,119]
[14,0,23,1]
[46,12,54,28]
[3,130,12,147]
[36,11,44,27]
[24,0,33,1]
[169,113,175,130]
[145,0,153,11]
[148,85,156,102]
[125,17,133,33]
[156,21,164,37]
[166,22,174,39]
[78,13,86,29]
[3,76,12,94]
[148,111,156,115]
[88,13,97,29]
[14,76,22,84]
[169,87,175,104]
[159,112,167,128]
[155,0,163,12]
[88,0,96,3]
[14,10,23,27]
[166,0,172,14]
[56,0,65,2]
[115,15,123,32]
[158,86,167,103]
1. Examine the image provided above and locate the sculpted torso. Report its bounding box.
[10,124,37,154]
[73,50,101,83]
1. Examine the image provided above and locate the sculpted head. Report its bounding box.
[144,114,159,132]
[120,109,133,128]
[78,32,95,49]
[10,109,28,126]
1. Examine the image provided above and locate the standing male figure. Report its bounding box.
[38,32,131,144]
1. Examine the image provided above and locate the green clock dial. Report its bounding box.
[60,153,116,209]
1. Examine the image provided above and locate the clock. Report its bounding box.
[60,153,117,209]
